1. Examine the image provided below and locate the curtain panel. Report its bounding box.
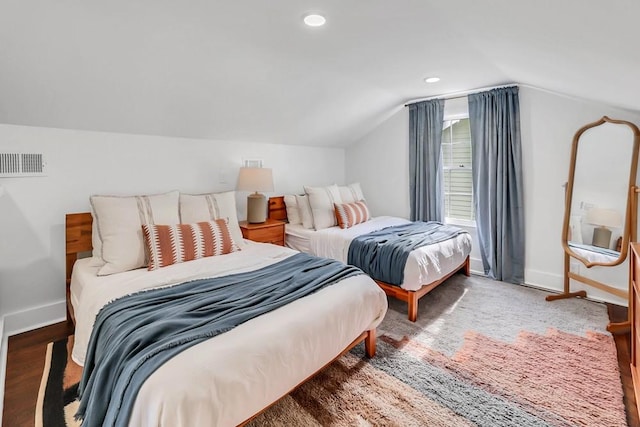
[468,86,525,284]
[408,99,445,222]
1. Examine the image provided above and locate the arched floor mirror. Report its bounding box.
[547,116,640,333]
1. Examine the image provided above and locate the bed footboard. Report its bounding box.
[239,328,376,425]
[377,256,470,322]
[267,196,470,322]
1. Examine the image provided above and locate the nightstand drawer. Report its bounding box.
[239,220,285,246]
[243,226,282,242]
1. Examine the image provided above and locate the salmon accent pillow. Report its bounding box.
[334,201,371,229]
[142,219,240,270]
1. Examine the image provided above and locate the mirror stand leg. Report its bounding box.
[545,290,587,301]
[546,254,588,301]
[606,321,630,335]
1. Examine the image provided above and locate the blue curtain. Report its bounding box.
[409,99,445,222]
[468,86,525,284]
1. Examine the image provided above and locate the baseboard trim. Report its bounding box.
[0,300,66,422]
[524,268,627,306]
[469,257,484,276]
[3,300,66,337]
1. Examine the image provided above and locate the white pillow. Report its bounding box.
[304,184,343,230]
[89,205,105,267]
[339,183,366,204]
[296,194,314,229]
[179,191,244,247]
[283,195,301,225]
[90,191,180,276]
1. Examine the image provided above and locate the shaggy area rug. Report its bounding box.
[36,274,628,426]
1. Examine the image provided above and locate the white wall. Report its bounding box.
[0,124,345,329]
[344,106,410,219]
[346,86,640,305]
[520,88,640,305]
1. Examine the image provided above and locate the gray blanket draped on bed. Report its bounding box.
[76,252,362,427]
[348,221,466,286]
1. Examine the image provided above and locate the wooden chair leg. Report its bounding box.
[365,329,376,357]
[408,292,418,322]
[463,256,470,276]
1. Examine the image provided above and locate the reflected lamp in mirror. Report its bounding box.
[236,167,274,223]
[586,208,623,249]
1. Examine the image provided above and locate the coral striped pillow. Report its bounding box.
[142,219,240,270]
[334,201,371,229]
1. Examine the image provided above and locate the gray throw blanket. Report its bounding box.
[348,221,466,286]
[76,252,362,427]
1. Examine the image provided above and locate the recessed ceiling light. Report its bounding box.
[304,14,326,27]
[424,77,440,83]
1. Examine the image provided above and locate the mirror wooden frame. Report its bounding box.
[563,116,640,268]
[547,116,640,333]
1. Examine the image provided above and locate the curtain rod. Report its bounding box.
[403,82,639,112]
[404,83,519,107]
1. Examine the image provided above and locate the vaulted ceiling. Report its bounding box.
[1,1,638,147]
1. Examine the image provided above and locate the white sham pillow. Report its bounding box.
[89,205,105,267]
[283,195,301,225]
[338,183,366,204]
[90,191,181,276]
[179,191,244,247]
[295,194,314,229]
[304,184,343,230]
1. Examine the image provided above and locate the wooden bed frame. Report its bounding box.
[65,212,93,325]
[268,196,470,322]
[64,211,377,424]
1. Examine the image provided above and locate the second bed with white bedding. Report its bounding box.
[286,216,472,291]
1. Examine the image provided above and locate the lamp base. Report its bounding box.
[592,226,612,249]
[247,193,267,223]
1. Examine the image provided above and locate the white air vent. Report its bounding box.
[0,153,46,177]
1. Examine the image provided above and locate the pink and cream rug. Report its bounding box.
[36,274,628,426]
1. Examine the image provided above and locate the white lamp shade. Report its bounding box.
[236,167,274,193]
[586,207,623,228]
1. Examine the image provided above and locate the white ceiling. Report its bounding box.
[1,0,638,147]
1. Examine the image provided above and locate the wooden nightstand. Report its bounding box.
[239,219,285,246]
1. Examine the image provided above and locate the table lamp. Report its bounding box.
[586,207,623,249]
[236,167,274,223]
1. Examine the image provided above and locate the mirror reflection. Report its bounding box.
[565,119,637,267]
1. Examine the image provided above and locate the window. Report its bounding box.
[442,118,474,221]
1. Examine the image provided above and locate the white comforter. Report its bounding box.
[302,216,472,291]
[70,242,387,426]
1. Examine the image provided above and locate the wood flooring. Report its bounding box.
[2,306,639,427]
[3,321,74,427]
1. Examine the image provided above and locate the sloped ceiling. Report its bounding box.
[0,0,638,147]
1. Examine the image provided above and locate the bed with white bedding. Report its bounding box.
[269,196,471,322]
[286,217,471,291]
[65,212,387,426]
